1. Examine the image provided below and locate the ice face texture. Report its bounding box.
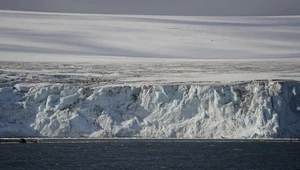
[0,81,300,139]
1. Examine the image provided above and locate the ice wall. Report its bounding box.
[1,81,300,138]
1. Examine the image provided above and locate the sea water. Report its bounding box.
[1,141,300,169]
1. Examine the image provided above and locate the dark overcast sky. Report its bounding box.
[0,0,300,16]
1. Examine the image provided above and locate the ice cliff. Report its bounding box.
[1,81,300,139]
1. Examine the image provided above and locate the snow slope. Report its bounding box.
[1,81,300,138]
[0,10,300,62]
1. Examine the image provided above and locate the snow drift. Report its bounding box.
[1,80,300,139]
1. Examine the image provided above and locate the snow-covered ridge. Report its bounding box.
[1,80,300,138]
[1,10,300,62]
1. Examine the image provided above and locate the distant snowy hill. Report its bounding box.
[0,10,300,62]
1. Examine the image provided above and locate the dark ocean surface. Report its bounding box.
[1,141,300,170]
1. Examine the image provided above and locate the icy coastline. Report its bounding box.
[1,80,299,139]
